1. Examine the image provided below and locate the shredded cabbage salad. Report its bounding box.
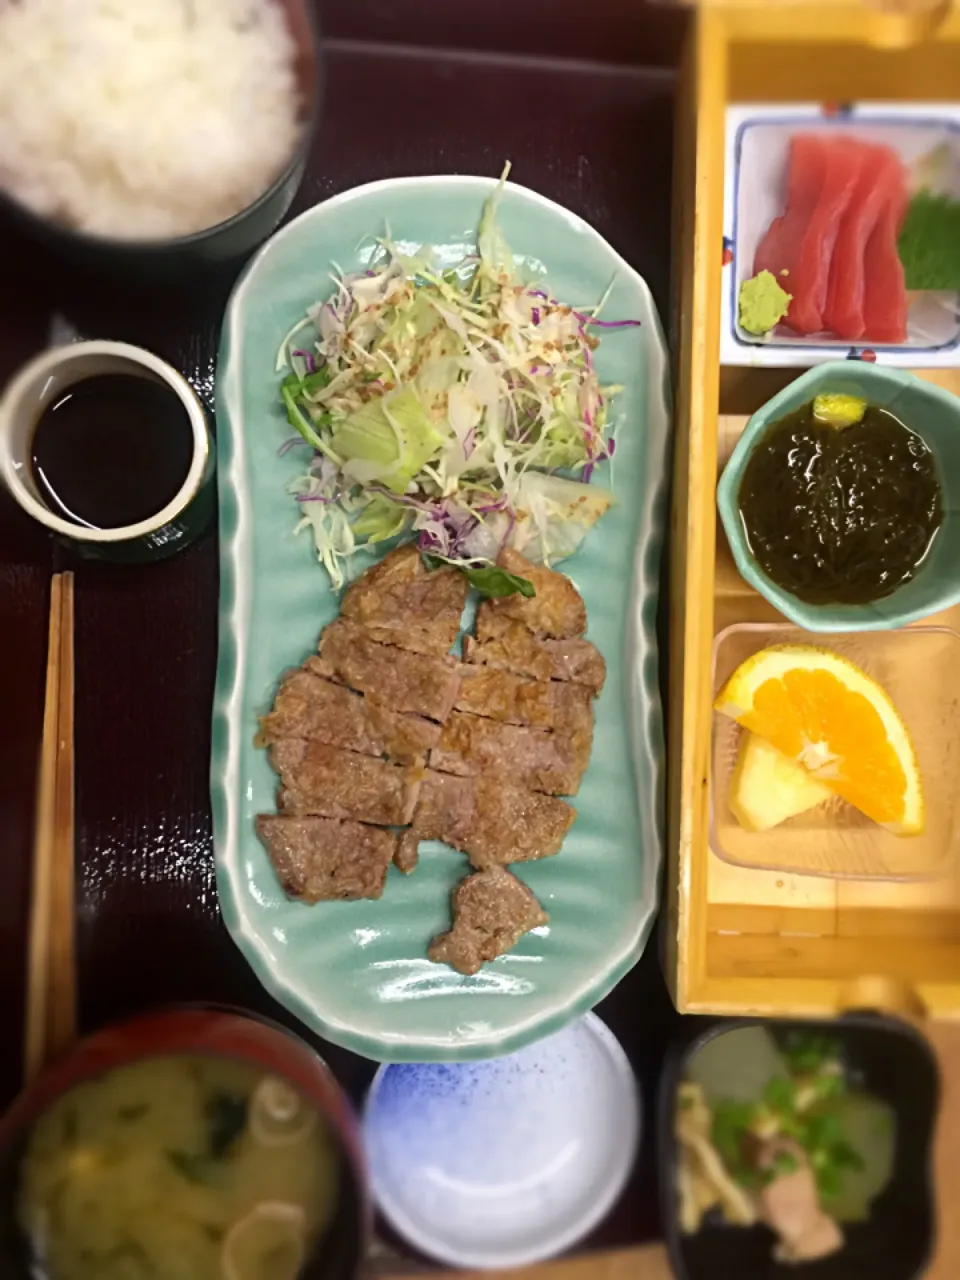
[276,163,639,594]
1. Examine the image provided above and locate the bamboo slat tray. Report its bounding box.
[667,1,960,1017]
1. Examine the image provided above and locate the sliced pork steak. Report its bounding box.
[431,710,590,796]
[455,664,593,733]
[318,619,460,722]
[255,815,397,902]
[260,666,440,764]
[340,543,467,655]
[464,616,606,694]
[408,770,575,869]
[476,548,587,639]
[428,867,548,975]
[270,739,421,826]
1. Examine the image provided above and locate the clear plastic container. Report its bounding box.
[711,623,960,880]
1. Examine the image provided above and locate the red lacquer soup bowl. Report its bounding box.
[0,1007,369,1278]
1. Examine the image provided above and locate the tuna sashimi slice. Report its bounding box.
[823,144,906,341]
[754,134,866,335]
[753,134,826,324]
[862,180,909,344]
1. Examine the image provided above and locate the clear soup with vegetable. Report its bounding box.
[676,1027,896,1265]
[18,1055,339,1280]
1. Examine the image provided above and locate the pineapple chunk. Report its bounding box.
[729,732,832,832]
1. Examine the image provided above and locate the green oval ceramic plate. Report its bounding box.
[213,176,671,1062]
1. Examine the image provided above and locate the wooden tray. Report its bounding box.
[0,9,682,1265]
[667,1,960,1018]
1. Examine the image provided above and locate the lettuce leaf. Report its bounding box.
[329,390,446,494]
[351,495,411,543]
[512,472,614,563]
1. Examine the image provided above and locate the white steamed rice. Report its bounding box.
[0,0,301,240]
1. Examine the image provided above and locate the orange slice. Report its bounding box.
[714,644,924,835]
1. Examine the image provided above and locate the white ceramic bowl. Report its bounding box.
[363,1014,640,1270]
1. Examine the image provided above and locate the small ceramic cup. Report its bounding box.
[0,340,215,562]
[718,360,960,631]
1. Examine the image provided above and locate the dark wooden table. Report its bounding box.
[0,2,687,1263]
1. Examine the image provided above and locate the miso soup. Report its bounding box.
[17,1055,339,1280]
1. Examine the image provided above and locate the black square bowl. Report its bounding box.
[659,1015,940,1280]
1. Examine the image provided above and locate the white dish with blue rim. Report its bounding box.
[721,102,960,368]
[363,1013,639,1270]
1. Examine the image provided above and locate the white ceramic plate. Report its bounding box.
[722,103,960,367]
[363,1013,640,1269]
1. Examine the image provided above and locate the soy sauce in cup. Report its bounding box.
[31,373,194,531]
[0,341,214,562]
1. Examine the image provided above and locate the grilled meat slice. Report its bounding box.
[318,619,460,722]
[464,617,605,694]
[428,867,548,974]
[270,739,421,826]
[259,666,439,765]
[393,829,420,875]
[431,710,590,796]
[455,665,594,733]
[255,815,396,902]
[477,548,586,639]
[340,543,467,656]
[411,769,575,868]
[408,769,474,847]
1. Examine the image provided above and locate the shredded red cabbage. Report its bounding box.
[292,348,317,373]
[371,487,438,516]
[476,496,508,515]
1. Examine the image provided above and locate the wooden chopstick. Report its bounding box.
[47,571,76,1065]
[24,572,77,1082]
